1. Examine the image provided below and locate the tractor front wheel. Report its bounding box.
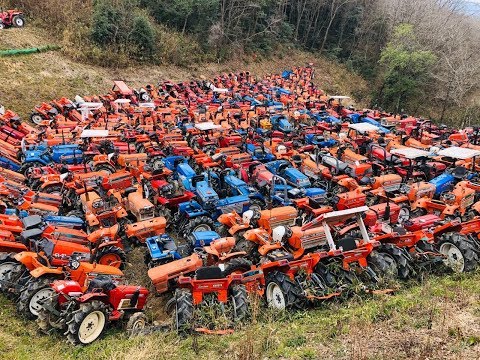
[378,244,411,279]
[0,253,18,292]
[438,232,479,272]
[175,289,193,334]
[66,300,109,345]
[265,271,306,311]
[231,284,249,321]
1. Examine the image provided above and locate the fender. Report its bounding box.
[229,223,250,235]
[78,292,109,303]
[0,239,28,253]
[97,240,123,250]
[442,204,459,216]
[258,242,283,256]
[116,208,128,218]
[86,213,100,227]
[30,266,63,278]
[218,251,247,262]
[40,179,62,191]
[14,251,38,270]
[472,200,480,214]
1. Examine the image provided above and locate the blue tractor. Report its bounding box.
[144,234,184,268]
[270,114,294,133]
[265,160,326,201]
[173,174,261,236]
[347,113,391,134]
[244,143,276,163]
[0,156,20,171]
[304,133,337,148]
[19,143,84,175]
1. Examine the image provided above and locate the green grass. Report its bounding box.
[1,272,479,360]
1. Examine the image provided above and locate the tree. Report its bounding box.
[130,15,156,58]
[376,24,436,114]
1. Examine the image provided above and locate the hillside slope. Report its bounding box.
[0,27,368,119]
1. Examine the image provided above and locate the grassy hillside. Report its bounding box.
[0,27,369,119]
[1,272,480,360]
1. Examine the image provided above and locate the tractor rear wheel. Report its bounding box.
[19,161,44,176]
[66,210,83,218]
[17,277,57,319]
[378,244,411,279]
[216,224,229,237]
[42,184,63,196]
[125,312,147,336]
[265,271,306,310]
[94,246,126,269]
[12,15,25,28]
[367,250,398,282]
[30,112,44,125]
[249,199,264,212]
[0,21,4,30]
[175,289,193,334]
[438,232,479,272]
[223,258,252,276]
[94,163,116,175]
[66,300,109,345]
[1,263,25,297]
[231,284,248,321]
[233,238,258,261]
[0,253,18,292]
[183,216,215,236]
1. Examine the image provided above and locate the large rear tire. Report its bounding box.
[94,246,126,270]
[182,216,215,236]
[17,277,57,319]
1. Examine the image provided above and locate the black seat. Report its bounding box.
[124,187,138,196]
[196,266,224,280]
[337,237,357,252]
[88,275,116,293]
[452,166,467,179]
[392,226,407,235]
[21,215,43,230]
[20,228,44,243]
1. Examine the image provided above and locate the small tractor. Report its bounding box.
[0,9,25,29]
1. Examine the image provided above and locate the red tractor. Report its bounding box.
[0,9,25,29]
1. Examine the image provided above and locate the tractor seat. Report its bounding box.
[392,226,407,235]
[21,215,44,230]
[124,187,138,196]
[163,239,177,252]
[337,236,357,252]
[196,266,224,280]
[452,166,467,179]
[88,275,116,293]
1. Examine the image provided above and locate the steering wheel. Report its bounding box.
[193,247,207,258]
[92,199,105,209]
